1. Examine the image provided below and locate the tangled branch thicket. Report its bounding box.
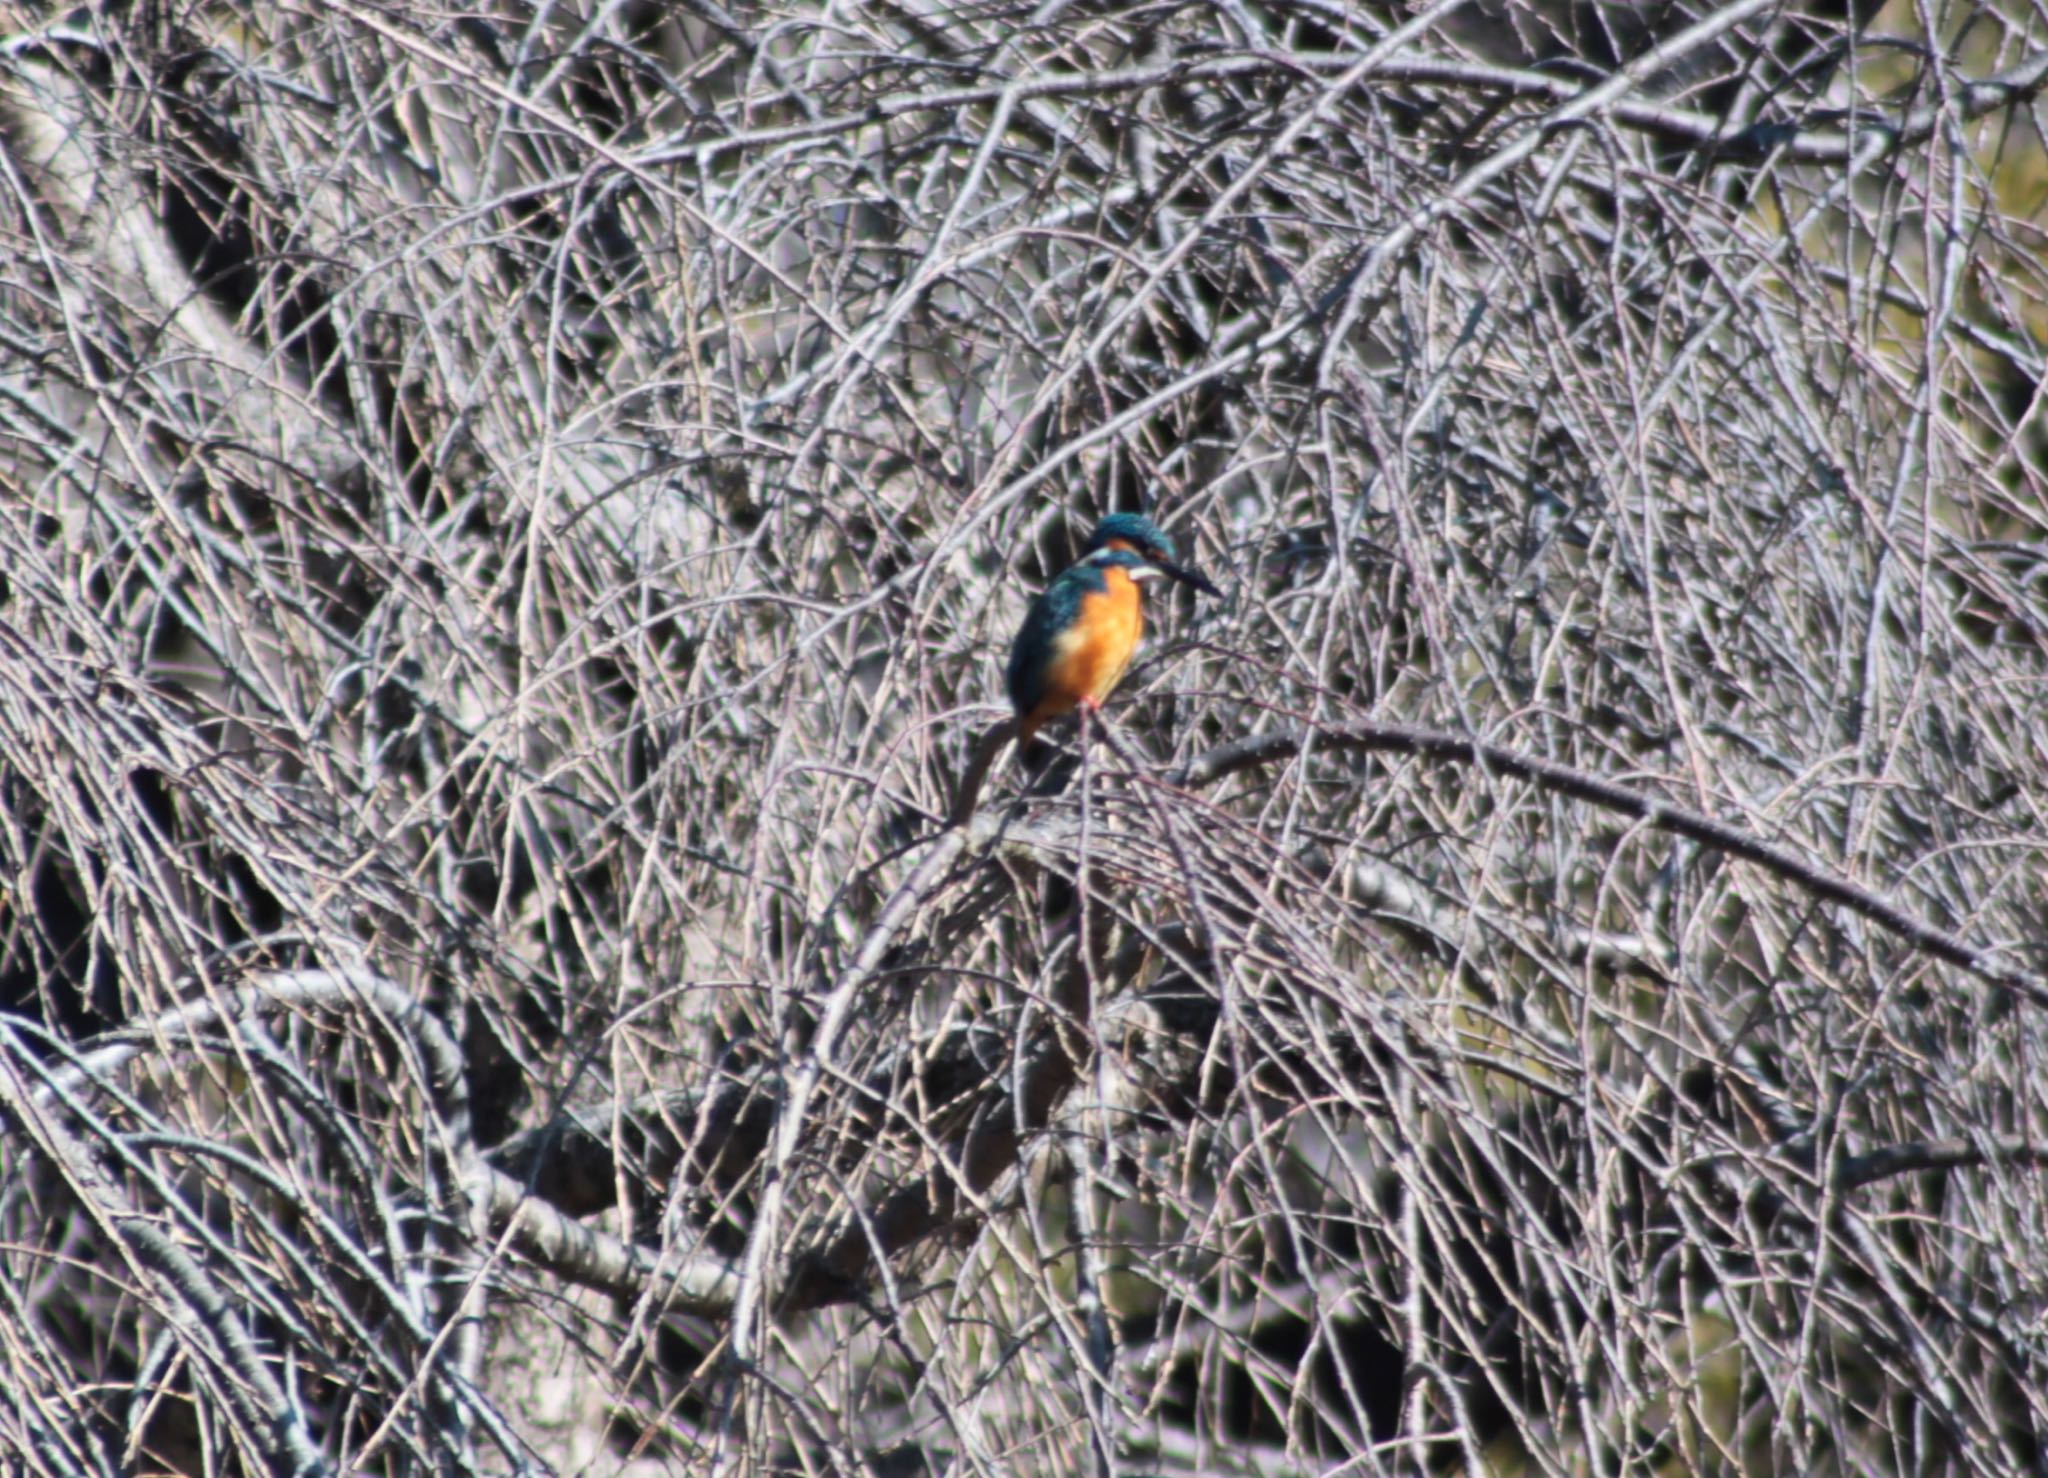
[4,0,2048,1471]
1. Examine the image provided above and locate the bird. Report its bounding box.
[1005,514,1221,751]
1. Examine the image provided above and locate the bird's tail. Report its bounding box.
[948,716,1026,827]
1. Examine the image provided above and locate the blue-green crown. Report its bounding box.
[1084,513,1175,562]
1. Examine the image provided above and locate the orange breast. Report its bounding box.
[1042,566,1144,712]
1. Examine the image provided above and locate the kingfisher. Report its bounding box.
[1005,513,1221,750]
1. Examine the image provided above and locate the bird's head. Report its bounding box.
[1083,513,1222,597]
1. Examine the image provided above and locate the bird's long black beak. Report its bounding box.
[1160,559,1222,598]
